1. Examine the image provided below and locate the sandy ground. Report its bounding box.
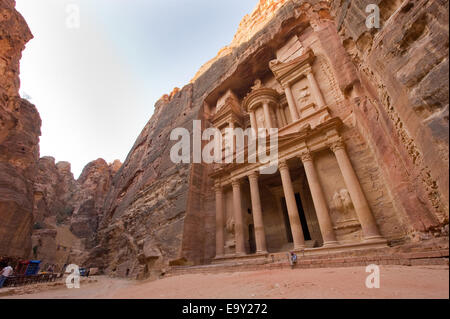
[1,265,448,299]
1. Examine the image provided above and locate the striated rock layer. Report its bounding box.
[0,0,41,258]
[330,0,449,238]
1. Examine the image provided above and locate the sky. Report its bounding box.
[15,0,257,178]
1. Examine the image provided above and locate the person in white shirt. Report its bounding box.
[0,265,13,288]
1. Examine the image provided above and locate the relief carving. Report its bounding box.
[226,216,235,234]
[297,86,311,105]
[330,189,360,235]
[333,189,354,215]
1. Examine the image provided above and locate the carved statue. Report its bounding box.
[251,79,263,90]
[297,86,310,104]
[332,188,354,215]
[226,216,235,234]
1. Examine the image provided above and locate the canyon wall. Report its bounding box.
[31,157,121,269]
[0,1,122,267]
[0,0,41,258]
[330,0,449,238]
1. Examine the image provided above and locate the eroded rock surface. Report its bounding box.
[330,0,449,238]
[0,0,40,258]
[30,157,121,268]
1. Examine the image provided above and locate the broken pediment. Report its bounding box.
[269,48,315,87]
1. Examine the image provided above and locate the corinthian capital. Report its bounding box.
[214,184,223,193]
[299,151,313,163]
[248,171,259,181]
[278,160,289,171]
[231,178,243,188]
[329,138,346,153]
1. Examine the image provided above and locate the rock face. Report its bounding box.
[70,158,119,247]
[0,0,122,268]
[0,0,41,258]
[30,157,121,268]
[330,0,449,238]
[32,157,77,229]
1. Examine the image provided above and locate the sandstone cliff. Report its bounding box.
[330,0,449,238]
[0,0,41,258]
[0,0,122,268]
[30,157,121,268]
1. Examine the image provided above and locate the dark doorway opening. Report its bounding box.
[281,193,312,242]
[248,224,256,254]
[295,193,311,240]
[281,198,293,243]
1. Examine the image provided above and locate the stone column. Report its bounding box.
[280,106,288,126]
[284,85,300,121]
[262,101,274,129]
[279,160,305,249]
[232,179,246,255]
[249,111,258,132]
[275,106,284,128]
[215,185,225,257]
[330,139,383,240]
[306,69,326,108]
[248,172,268,253]
[299,152,338,246]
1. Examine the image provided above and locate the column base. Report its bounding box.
[322,241,339,247]
[235,252,247,257]
[256,250,269,255]
[363,235,386,243]
[214,255,225,260]
[293,245,306,251]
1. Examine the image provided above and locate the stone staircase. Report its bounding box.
[166,238,449,277]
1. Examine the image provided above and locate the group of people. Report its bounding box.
[0,265,13,288]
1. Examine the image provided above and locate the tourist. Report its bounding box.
[290,252,297,269]
[0,264,14,288]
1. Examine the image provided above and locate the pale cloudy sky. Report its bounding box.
[15,0,256,178]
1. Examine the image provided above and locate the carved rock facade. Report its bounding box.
[90,0,448,279]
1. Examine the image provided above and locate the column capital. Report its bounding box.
[304,65,313,75]
[299,150,313,163]
[231,178,243,188]
[328,138,346,153]
[214,184,223,192]
[281,83,291,90]
[248,171,259,181]
[279,160,289,171]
